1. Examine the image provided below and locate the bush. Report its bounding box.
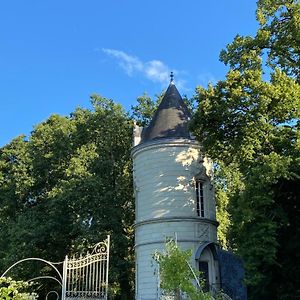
[153,240,211,300]
[0,277,38,300]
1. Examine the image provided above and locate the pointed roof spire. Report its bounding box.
[141,81,191,142]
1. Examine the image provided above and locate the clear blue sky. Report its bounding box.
[0,1,258,147]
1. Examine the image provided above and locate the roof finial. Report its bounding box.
[170,71,174,83]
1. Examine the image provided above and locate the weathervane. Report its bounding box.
[170,71,174,83]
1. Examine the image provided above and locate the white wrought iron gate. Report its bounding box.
[62,235,110,300]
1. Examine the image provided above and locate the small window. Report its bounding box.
[195,180,205,217]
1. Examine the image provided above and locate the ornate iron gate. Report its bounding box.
[62,236,110,300]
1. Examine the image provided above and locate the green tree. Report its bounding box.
[0,96,134,299]
[131,93,160,126]
[153,240,211,300]
[190,1,300,299]
[220,0,300,82]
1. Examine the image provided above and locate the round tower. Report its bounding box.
[132,80,220,299]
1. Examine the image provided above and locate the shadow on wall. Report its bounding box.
[137,146,204,219]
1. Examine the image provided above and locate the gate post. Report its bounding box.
[61,255,68,300]
[105,235,110,300]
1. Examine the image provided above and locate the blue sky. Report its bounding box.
[0,1,258,147]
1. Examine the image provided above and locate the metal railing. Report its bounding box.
[1,236,110,300]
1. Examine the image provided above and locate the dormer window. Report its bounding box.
[195,180,205,217]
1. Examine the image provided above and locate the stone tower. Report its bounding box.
[132,80,220,299]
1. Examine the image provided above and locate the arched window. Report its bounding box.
[195,180,205,217]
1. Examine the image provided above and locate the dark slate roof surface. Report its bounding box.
[141,83,191,142]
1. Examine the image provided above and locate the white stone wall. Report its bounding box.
[132,139,217,300]
[135,221,217,249]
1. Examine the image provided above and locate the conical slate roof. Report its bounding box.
[141,82,191,143]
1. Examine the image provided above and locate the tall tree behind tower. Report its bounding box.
[190,1,300,299]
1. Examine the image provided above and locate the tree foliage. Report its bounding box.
[153,240,211,300]
[0,277,37,300]
[131,93,160,126]
[220,0,300,82]
[0,96,134,299]
[190,1,300,299]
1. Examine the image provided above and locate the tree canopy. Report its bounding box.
[0,96,134,299]
[190,0,300,299]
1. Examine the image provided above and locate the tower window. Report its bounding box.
[195,180,204,217]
